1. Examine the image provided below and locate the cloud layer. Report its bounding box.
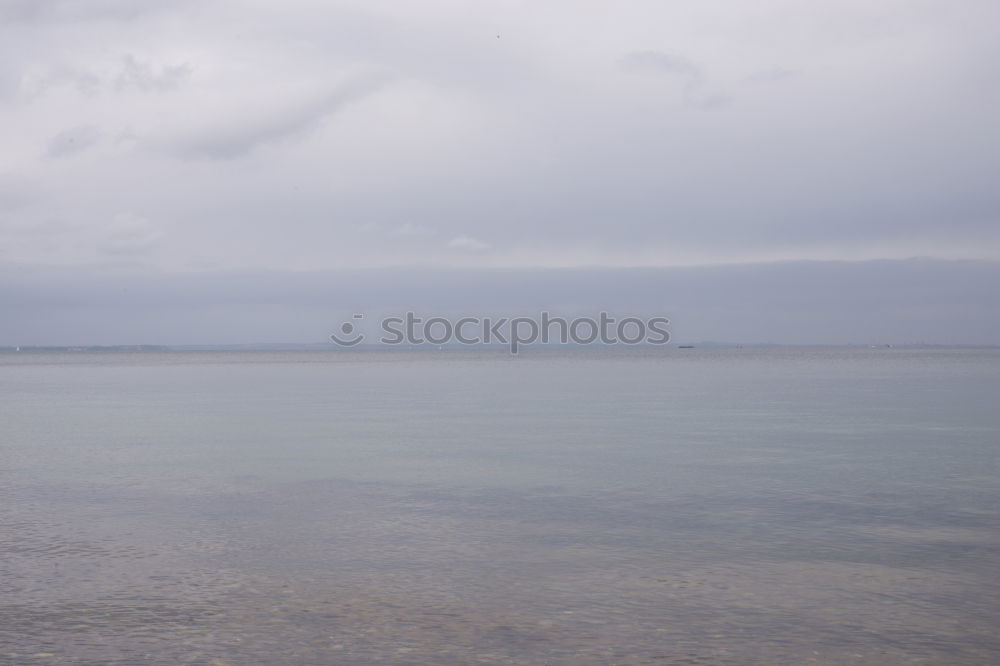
[1,0,997,274]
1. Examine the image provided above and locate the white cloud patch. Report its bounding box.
[115,54,192,92]
[748,67,801,84]
[448,235,489,251]
[393,223,434,237]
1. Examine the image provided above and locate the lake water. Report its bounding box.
[1,347,998,665]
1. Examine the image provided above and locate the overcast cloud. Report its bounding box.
[1,0,999,344]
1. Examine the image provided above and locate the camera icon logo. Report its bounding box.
[330,313,365,346]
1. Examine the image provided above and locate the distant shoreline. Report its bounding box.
[1,343,996,353]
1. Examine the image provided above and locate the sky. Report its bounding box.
[1,0,999,345]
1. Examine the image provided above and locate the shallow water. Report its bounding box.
[1,348,999,664]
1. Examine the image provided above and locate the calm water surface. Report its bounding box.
[1,347,998,664]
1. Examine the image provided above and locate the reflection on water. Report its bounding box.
[1,348,999,664]
[3,477,999,665]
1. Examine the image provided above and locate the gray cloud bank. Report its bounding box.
[2,260,997,346]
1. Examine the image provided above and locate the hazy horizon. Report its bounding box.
[3,257,999,347]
